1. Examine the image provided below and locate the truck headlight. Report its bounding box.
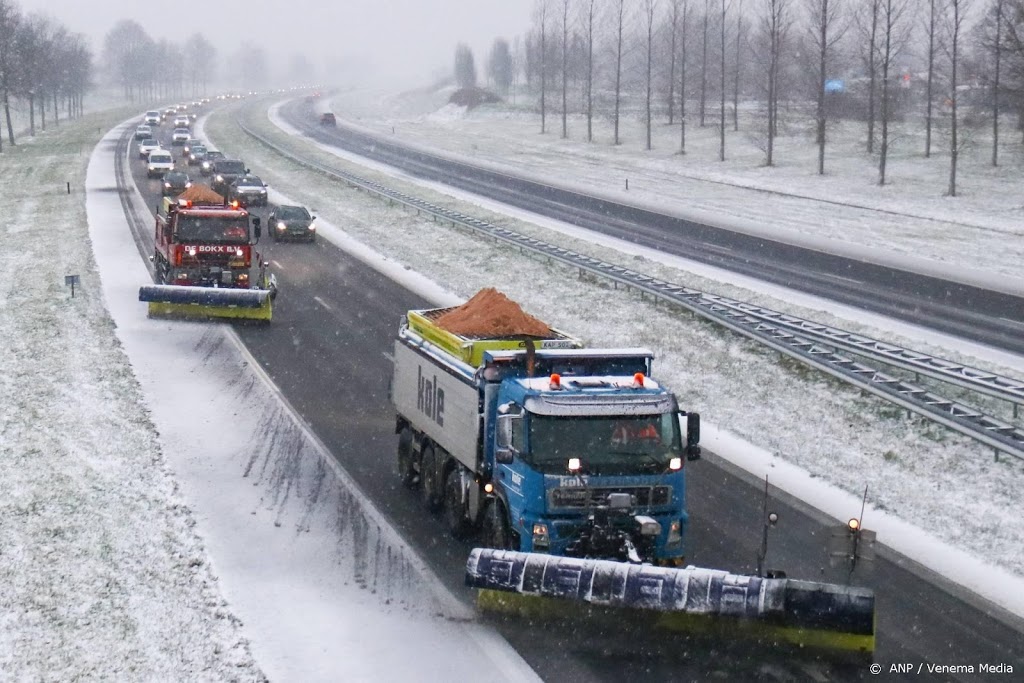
[216,175,224,182]
[635,515,661,537]
[532,523,550,550]
[668,519,682,544]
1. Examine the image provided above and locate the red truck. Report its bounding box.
[141,188,276,322]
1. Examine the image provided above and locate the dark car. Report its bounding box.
[210,160,248,194]
[200,150,226,176]
[227,175,268,207]
[268,205,316,242]
[181,139,203,158]
[161,171,192,196]
[319,112,336,126]
[188,145,208,166]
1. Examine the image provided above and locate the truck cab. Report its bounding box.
[484,351,699,561]
[152,196,262,288]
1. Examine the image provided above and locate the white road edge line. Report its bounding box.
[313,295,332,311]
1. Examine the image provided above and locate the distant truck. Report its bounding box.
[390,299,701,564]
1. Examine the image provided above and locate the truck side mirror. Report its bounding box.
[496,448,514,465]
[684,412,701,461]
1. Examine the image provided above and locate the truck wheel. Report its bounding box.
[444,469,472,540]
[397,428,416,489]
[482,499,513,550]
[420,445,442,512]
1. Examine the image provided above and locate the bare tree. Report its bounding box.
[857,0,882,154]
[537,0,549,133]
[15,13,53,137]
[680,0,691,151]
[719,0,729,160]
[925,0,938,156]
[185,34,216,97]
[667,0,683,124]
[559,0,570,138]
[102,20,152,102]
[992,0,1004,165]
[733,0,745,131]
[0,0,21,148]
[946,0,971,196]
[643,0,659,150]
[758,0,791,166]
[877,0,910,186]
[612,0,627,144]
[808,0,845,174]
[582,0,596,141]
[700,0,710,125]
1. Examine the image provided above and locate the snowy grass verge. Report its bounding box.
[0,109,261,679]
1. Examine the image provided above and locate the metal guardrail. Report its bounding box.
[236,119,1024,462]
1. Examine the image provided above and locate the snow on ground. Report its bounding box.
[0,108,539,680]
[200,98,1024,615]
[327,87,1024,283]
[0,110,260,680]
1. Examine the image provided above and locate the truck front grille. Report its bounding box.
[548,485,672,510]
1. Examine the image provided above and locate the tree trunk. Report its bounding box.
[816,0,828,175]
[614,0,624,145]
[668,2,678,125]
[561,0,568,139]
[4,92,15,146]
[733,11,742,132]
[719,0,726,161]
[992,0,1003,167]
[700,2,709,127]
[29,94,35,137]
[948,0,960,196]
[925,0,935,157]
[541,10,547,134]
[646,3,654,151]
[867,2,878,155]
[878,11,891,185]
[680,5,689,153]
[586,1,594,142]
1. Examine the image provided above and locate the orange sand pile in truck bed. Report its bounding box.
[435,288,551,338]
[177,184,224,204]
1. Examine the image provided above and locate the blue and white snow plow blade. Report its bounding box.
[466,548,875,656]
[139,285,272,322]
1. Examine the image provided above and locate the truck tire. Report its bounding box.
[482,498,513,550]
[420,444,442,512]
[444,469,472,540]
[397,428,416,489]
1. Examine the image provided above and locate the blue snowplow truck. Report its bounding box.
[391,306,701,564]
[392,304,876,658]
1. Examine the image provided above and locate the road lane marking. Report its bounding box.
[313,296,333,311]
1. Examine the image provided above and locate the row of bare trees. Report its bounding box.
[0,0,92,151]
[518,0,1021,196]
[102,20,218,104]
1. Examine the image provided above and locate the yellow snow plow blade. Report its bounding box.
[467,549,875,657]
[139,285,272,322]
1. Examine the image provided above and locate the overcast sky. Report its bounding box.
[19,0,533,88]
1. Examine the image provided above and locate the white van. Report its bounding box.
[147,151,175,178]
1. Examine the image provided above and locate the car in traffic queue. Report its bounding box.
[182,138,203,158]
[134,125,154,141]
[200,150,226,176]
[187,145,208,166]
[268,204,317,242]
[172,115,191,128]
[226,175,268,207]
[144,110,161,126]
[138,138,164,159]
[210,159,248,195]
[319,112,336,126]
[146,151,176,178]
[171,128,191,145]
[161,171,192,196]
[162,107,177,122]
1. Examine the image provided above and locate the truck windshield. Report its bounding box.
[526,413,682,475]
[175,215,249,244]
